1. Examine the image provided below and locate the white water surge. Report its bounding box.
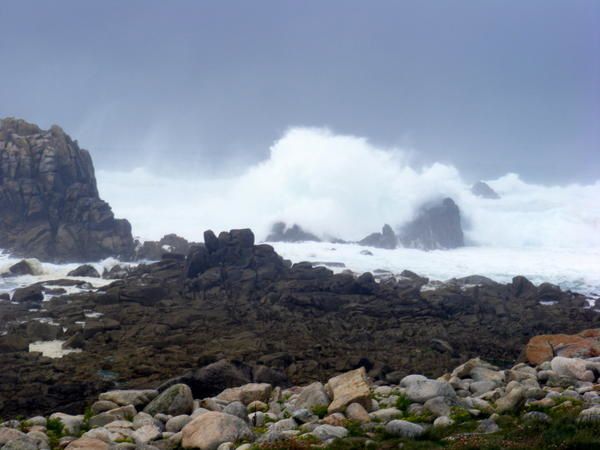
[1,127,599,296]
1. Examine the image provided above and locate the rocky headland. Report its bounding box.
[0,118,134,262]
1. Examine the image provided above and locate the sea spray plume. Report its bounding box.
[96,128,600,249]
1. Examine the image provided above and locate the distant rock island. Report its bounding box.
[472,181,500,199]
[0,118,134,262]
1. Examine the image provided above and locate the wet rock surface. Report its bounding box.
[0,228,598,418]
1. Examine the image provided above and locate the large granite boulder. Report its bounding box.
[0,118,134,262]
[398,198,464,250]
[266,222,320,242]
[358,224,397,249]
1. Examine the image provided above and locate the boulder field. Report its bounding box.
[0,228,598,420]
[3,353,600,449]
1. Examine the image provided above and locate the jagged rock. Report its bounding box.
[144,384,193,416]
[471,181,500,199]
[0,117,134,262]
[358,224,397,249]
[180,412,253,450]
[67,264,100,278]
[266,222,320,242]
[398,198,464,250]
[326,367,371,413]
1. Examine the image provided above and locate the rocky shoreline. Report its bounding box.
[1,229,599,421]
[3,347,600,449]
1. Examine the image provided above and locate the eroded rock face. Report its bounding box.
[0,118,134,262]
[398,198,464,250]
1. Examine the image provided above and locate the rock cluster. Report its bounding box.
[0,118,134,262]
[0,229,597,418]
[4,352,600,449]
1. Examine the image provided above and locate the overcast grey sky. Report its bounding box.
[0,0,598,183]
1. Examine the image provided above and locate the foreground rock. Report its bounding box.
[3,349,600,449]
[0,117,134,262]
[398,197,464,249]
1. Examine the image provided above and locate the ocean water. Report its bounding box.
[0,255,123,296]
[269,241,600,297]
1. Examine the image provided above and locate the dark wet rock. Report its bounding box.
[102,265,131,280]
[68,264,100,278]
[26,321,61,341]
[266,222,320,242]
[359,224,397,249]
[0,117,134,262]
[136,234,193,261]
[472,181,500,199]
[12,285,44,303]
[398,198,464,250]
[0,335,28,353]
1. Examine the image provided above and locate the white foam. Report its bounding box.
[268,241,600,296]
[96,127,600,250]
[28,340,81,358]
